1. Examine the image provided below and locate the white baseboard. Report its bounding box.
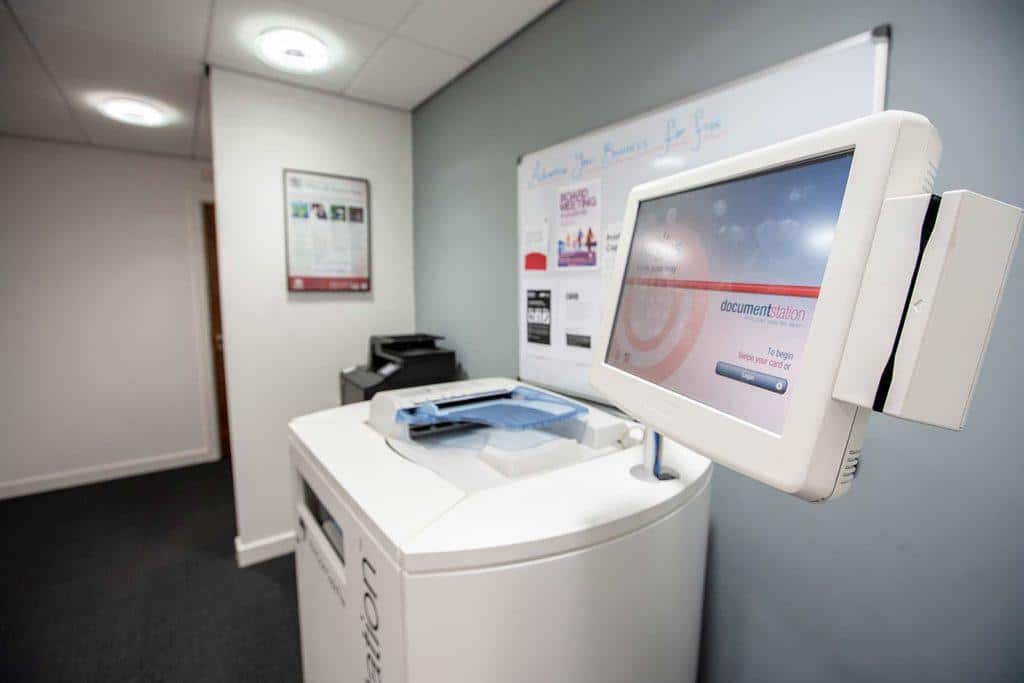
[0,447,217,501]
[235,530,295,567]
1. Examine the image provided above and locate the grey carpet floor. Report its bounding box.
[0,458,301,682]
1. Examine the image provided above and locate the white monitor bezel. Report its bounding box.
[591,111,940,500]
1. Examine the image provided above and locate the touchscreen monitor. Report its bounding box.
[605,152,854,434]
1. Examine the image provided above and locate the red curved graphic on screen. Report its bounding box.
[619,225,710,382]
[621,286,684,351]
[621,290,709,382]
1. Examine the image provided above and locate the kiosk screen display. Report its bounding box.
[606,152,854,433]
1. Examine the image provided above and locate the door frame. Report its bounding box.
[201,201,231,459]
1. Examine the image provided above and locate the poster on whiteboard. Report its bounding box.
[517,28,890,401]
[557,180,602,269]
[284,169,371,291]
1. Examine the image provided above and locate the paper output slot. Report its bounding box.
[302,482,345,566]
[408,421,481,439]
[431,390,513,410]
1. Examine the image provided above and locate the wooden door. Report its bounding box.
[202,203,231,459]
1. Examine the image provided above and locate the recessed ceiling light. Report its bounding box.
[256,27,330,73]
[99,98,167,127]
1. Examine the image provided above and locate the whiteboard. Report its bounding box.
[517,28,889,401]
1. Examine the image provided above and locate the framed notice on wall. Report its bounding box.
[284,169,371,291]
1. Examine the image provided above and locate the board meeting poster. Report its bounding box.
[284,169,371,291]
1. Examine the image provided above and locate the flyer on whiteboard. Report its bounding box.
[564,287,597,349]
[556,180,601,268]
[526,290,552,344]
[285,170,370,291]
[522,218,550,271]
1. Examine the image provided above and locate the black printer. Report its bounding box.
[340,334,458,404]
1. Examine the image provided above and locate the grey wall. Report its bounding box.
[412,1,1024,682]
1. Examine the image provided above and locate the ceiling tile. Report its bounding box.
[397,0,557,60]
[19,15,199,156]
[345,37,469,110]
[8,0,212,62]
[0,8,85,142]
[289,0,419,31]
[208,0,387,93]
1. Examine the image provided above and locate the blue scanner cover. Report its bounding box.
[395,386,587,431]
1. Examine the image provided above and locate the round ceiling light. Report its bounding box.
[256,27,330,73]
[99,97,167,127]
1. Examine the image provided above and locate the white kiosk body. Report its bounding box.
[289,110,1020,683]
[289,378,712,683]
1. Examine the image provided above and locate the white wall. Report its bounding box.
[209,69,415,566]
[0,137,218,498]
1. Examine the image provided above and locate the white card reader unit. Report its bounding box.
[592,110,1021,502]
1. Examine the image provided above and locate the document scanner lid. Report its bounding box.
[289,379,712,573]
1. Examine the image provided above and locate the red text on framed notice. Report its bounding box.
[284,169,371,291]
